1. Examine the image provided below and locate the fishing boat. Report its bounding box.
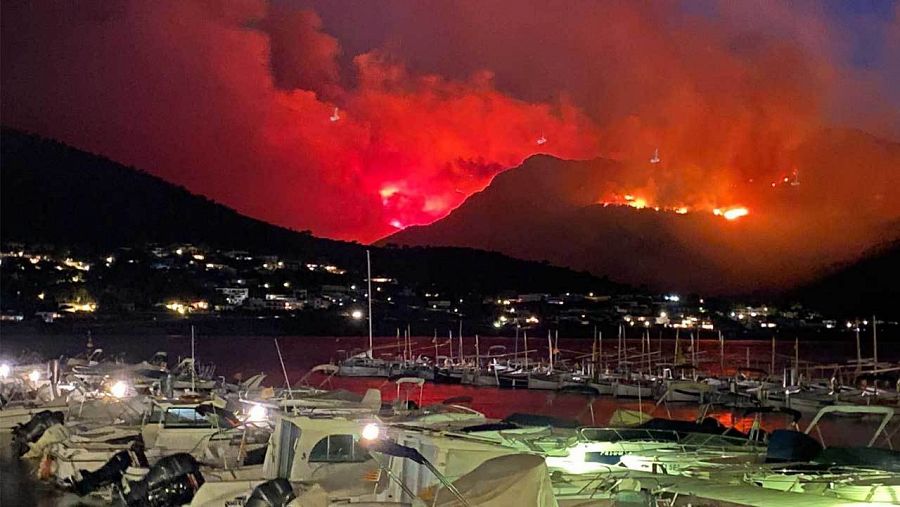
[336,353,389,377]
[460,365,500,387]
[527,369,563,390]
[657,379,712,403]
[497,368,529,388]
[613,377,655,398]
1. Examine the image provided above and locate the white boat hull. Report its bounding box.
[527,375,560,390]
[587,381,615,396]
[613,382,654,398]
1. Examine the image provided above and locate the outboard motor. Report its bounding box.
[124,453,204,507]
[74,447,149,496]
[244,479,296,507]
[11,410,65,456]
[162,374,174,399]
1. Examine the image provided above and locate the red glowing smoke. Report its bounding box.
[1,1,897,245]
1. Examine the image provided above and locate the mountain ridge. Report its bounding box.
[383,130,900,296]
[0,127,619,295]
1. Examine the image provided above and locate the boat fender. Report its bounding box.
[243,478,296,507]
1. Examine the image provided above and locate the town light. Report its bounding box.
[351,309,364,320]
[110,380,129,398]
[29,369,41,383]
[362,423,380,441]
[0,363,10,379]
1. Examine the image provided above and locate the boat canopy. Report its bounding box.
[432,454,557,506]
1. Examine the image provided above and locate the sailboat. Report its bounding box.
[337,250,389,377]
[536,131,547,145]
[650,147,661,164]
[329,107,340,122]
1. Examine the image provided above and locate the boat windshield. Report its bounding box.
[308,434,370,463]
[163,407,214,428]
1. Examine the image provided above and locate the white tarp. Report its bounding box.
[433,453,558,507]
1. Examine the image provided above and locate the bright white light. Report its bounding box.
[110,381,128,398]
[351,310,364,320]
[247,404,267,422]
[28,369,41,383]
[361,423,380,441]
[0,364,10,379]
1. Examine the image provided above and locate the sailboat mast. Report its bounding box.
[475,334,480,366]
[640,328,645,376]
[190,325,196,392]
[548,331,554,371]
[459,325,463,363]
[855,324,861,373]
[598,331,603,373]
[554,329,559,371]
[771,335,776,376]
[524,331,529,369]
[407,324,412,362]
[515,325,520,365]
[872,315,878,367]
[719,330,724,375]
[275,338,293,399]
[366,250,374,355]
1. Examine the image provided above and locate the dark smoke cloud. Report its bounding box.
[2,0,898,256]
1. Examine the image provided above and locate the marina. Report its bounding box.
[2,331,898,506]
[3,2,900,504]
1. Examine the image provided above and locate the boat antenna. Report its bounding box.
[367,249,374,357]
[190,325,196,393]
[275,338,294,399]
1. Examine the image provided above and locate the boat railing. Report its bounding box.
[577,427,761,450]
[804,404,895,448]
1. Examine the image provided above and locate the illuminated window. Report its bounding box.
[308,434,369,463]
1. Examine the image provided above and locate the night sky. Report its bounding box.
[2,0,898,244]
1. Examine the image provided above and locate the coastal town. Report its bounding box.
[1,244,890,338]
